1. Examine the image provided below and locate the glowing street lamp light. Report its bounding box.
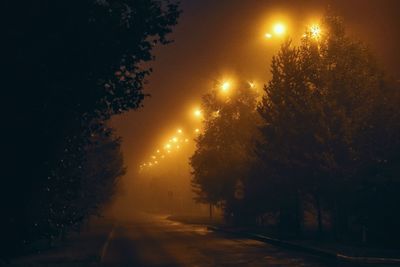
[177,128,183,134]
[248,81,256,89]
[265,33,273,39]
[195,128,200,133]
[273,23,286,36]
[309,24,322,39]
[172,137,178,143]
[193,108,202,118]
[221,81,231,92]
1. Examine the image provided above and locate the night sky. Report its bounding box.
[111,0,400,186]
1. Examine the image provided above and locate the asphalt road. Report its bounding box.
[10,213,375,267]
[100,214,336,267]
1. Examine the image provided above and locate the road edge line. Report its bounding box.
[100,225,116,263]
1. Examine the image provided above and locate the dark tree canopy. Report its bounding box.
[3,0,180,256]
[255,15,400,240]
[190,81,260,221]
[190,14,400,244]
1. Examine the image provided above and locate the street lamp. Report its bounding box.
[265,33,272,39]
[273,23,286,36]
[248,81,256,89]
[221,81,231,92]
[309,24,321,39]
[193,108,202,118]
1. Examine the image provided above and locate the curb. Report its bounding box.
[207,226,400,265]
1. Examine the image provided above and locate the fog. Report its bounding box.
[107,0,400,219]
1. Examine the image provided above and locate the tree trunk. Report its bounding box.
[332,199,339,240]
[315,192,323,238]
[295,191,303,237]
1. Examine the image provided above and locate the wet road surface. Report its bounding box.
[10,213,375,267]
[100,214,335,267]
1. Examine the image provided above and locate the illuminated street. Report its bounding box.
[9,213,396,267]
[3,0,400,266]
[101,214,332,267]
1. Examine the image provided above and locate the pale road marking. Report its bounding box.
[100,225,116,263]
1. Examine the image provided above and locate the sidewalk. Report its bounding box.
[167,215,400,266]
[207,225,400,266]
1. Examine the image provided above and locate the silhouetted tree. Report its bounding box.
[190,82,260,224]
[257,14,400,242]
[257,41,313,234]
[3,0,180,256]
[297,15,391,239]
[44,125,125,241]
[79,128,125,220]
[351,77,400,244]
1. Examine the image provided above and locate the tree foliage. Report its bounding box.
[190,82,261,221]
[191,14,400,244]
[256,14,400,241]
[3,0,180,255]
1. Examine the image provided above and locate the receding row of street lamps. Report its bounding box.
[139,113,202,171]
[139,78,262,171]
[139,20,323,172]
[265,22,322,40]
[139,80,260,171]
